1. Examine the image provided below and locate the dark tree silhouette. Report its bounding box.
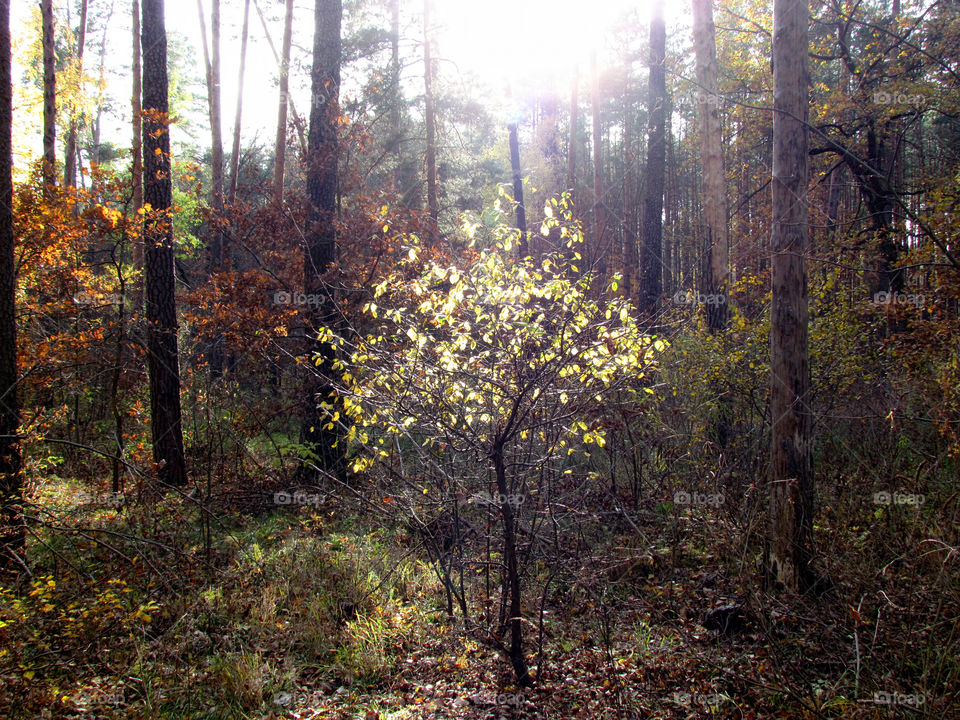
[141,0,188,488]
[508,122,528,257]
[0,0,23,575]
[298,0,344,481]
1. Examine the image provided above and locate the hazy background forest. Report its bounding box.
[0,0,958,717]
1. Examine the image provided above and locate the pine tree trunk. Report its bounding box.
[390,0,402,194]
[423,0,439,242]
[0,0,23,575]
[591,52,605,275]
[273,0,294,205]
[197,0,225,376]
[298,0,344,481]
[692,0,728,332]
[622,63,637,301]
[209,0,224,258]
[663,115,675,295]
[536,94,560,192]
[508,123,528,257]
[89,6,112,198]
[41,0,56,194]
[253,0,307,157]
[767,0,813,593]
[567,70,577,199]
[64,0,87,189]
[228,0,250,206]
[131,0,143,311]
[640,0,666,316]
[141,0,188,488]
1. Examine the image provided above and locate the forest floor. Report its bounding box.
[0,478,954,719]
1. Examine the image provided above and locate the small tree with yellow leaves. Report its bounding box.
[318,208,663,686]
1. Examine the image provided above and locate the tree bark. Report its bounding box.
[41,0,56,194]
[251,0,306,158]
[567,69,577,199]
[508,123,528,257]
[493,444,532,687]
[536,93,560,191]
[591,52,605,273]
[273,0,294,205]
[141,0,188,488]
[767,0,813,593]
[89,4,113,198]
[423,0,439,242]
[692,0,728,332]
[64,0,87,189]
[663,111,675,294]
[622,62,637,301]
[0,0,23,575]
[197,0,225,376]
[197,0,224,266]
[131,0,143,311]
[298,0,344,480]
[640,0,666,317]
[228,0,250,206]
[390,0,403,194]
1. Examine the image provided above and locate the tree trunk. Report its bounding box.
[199,0,224,263]
[767,0,813,593]
[273,0,294,205]
[253,0,307,157]
[591,52,605,274]
[640,0,666,316]
[298,0,344,481]
[508,123,528,257]
[567,69,577,199]
[41,0,56,194]
[197,0,225,377]
[692,0,728,332]
[89,4,113,198]
[131,0,143,311]
[493,444,532,687]
[141,0,188,488]
[0,0,23,576]
[423,0,439,242]
[228,0,250,206]
[622,63,637,301]
[536,93,560,193]
[664,114,675,295]
[390,0,402,194]
[64,0,87,189]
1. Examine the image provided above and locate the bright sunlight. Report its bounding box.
[434,0,656,95]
